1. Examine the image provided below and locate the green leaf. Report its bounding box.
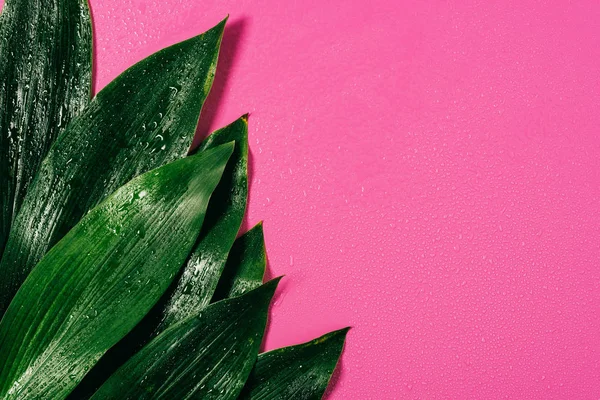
[213,221,266,302]
[0,0,92,255]
[0,19,226,316]
[66,117,249,399]
[157,114,249,330]
[239,328,349,400]
[90,278,280,400]
[0,143,233,400]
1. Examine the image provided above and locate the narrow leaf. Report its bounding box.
[158,114,249,330]
[91,278,281,400]
[0,19,226,315]
[67,117,249,399]
[213,221,266,302]
[0,0,92,254]
[239,329,349,400]
[0,143,233,400]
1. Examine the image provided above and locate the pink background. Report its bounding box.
[3,0,600,398]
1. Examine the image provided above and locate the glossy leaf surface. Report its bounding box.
[0,0,92,254]
[66,117,249,398]
[213,221,266,301]
[0,144,233,400]
[0,19,226,315]
[239,329,349,400]
[158,114,249,330]
[91,279,280,400]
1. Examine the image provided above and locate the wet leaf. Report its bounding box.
[157,115,249,330]
[213,221,266,301]
[68,116,250,399]
[239,329,349,400]
[91,279,279,400]
[0,144,233,400]
[0,19,226,316]
[0,0,92,255]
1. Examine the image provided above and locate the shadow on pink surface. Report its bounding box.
[324,356,345,398]
[88,0,100,96]
[194,17,248,147]
[260,252,282,352]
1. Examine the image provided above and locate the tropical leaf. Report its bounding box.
[0,144,233,400]
[90,279,280,400]
[0,0,92,255]
[0,2,350,397]
[213,221,266,302]
[157,114,249,330]
[239,329,349,400]
[0,19,226,316]
[67,115,250,399]
[218,226,347,400]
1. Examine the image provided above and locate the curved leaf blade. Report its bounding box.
[0,0,92,254]
[91,279,280,400]
[0,19,226,315]
[66,116,250,399]
[158,114,249,330]
[239,329,349,400]
[213,221,266,301]
[0,143,233,400]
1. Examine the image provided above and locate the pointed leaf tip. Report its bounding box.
[231,277,281,314]
[251,220,264,231]
[207,16,228,41]
[0,17,229,316]
[250,276,282,302]
[268,275,283,286]
[317,327,351,347]
[155,118,249,331]
[238,325,348,400]
[197,117,248,153]
[211,222,267,302]
[334,326,352,336]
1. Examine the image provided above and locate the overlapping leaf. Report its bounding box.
[215,226,347,399]
[91,279,280,400]
[0,2,350,397]
[0,144,233,400]
[213,221,266,301]
[157,114,249,331]
[0,19,226,315]
[239,329,349,400]
[213,223,347,400]
[68,116,250,399]
[0,0,92,255]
